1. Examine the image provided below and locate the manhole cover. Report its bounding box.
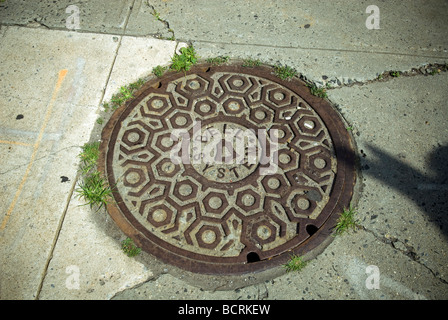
[99,63,356,275]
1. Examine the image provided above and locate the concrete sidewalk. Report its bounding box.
[0,0,447,300]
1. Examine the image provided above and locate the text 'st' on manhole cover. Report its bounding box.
[99,63,357,275]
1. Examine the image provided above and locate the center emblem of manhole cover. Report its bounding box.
[99,63,356,274]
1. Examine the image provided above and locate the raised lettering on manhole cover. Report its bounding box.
[99,64,356,274]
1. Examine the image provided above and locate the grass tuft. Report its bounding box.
[170,46,198,75]
[242,58,261,68]
[274,64,297,80]
[109,78,144,110]
[152,65,168,78]
[307,83,328,99]
[283,254,307,272]
[79,142,100,174]
[76,142,114,212]
[75,171,113,212]
[121,237,141,257]
[206,56,230,66]
[334,204,359,236]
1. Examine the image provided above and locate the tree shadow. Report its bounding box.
[358,143,448,238]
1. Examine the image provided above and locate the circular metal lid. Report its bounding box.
[99,63,357,274]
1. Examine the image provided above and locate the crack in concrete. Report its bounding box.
[360,226,448,286]
[145,1,184,57]
[31,2,138,298]
[3,21,445,88]
[146,0,175,41]
[0,145,80,176]
[108,273,159,300]
[109,272,272,300]
[323,62,448,90]
[31,18,51,29]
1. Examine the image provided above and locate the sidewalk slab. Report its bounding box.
[37,196,152,300]
[151,0,448,55]
[102,36,181,102]
[125,0,171,38]
[0,26,118,299]
[0,27,115,104]
[193,42,447,87]
[149,0,448,85]
[327,73,448,284]
[113,229,445,300]
[37,35,183,300]
[0,0,134,35]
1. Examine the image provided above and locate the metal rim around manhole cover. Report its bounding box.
[99,62,357,275]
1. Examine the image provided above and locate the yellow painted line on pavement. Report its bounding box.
[0,140,34,147]
[1,69,68,231]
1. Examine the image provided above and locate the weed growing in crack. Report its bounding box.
[128,78,144,91]
[102,102,110,112]
[76,171,113,212]
[121,237,141,257]
[111,86,133,108]
[170,46,199,75]
[79,141,100,174]
[153,65,168,78]
[151,10,162,22]
[151,9,175,40]
[206,56,230,66]
[334,204,359,236]
[274,64,297,80]
[76,142,114,212]
[283,254,307,272]
[429,68,441,75]
[390,71,400,77]
[77,78,146,212]
[165,30,176,41]
[119,85,133,99]
[242,58,261,67]
[306,83,327,99]
[108,79,144,110]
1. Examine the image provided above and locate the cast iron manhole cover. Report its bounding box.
[99,63,356,275]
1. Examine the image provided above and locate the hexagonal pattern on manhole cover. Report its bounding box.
[99,63,357,275]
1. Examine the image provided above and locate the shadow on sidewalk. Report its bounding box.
[358,143,448,238]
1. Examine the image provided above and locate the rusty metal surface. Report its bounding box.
[99,63,357,275]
